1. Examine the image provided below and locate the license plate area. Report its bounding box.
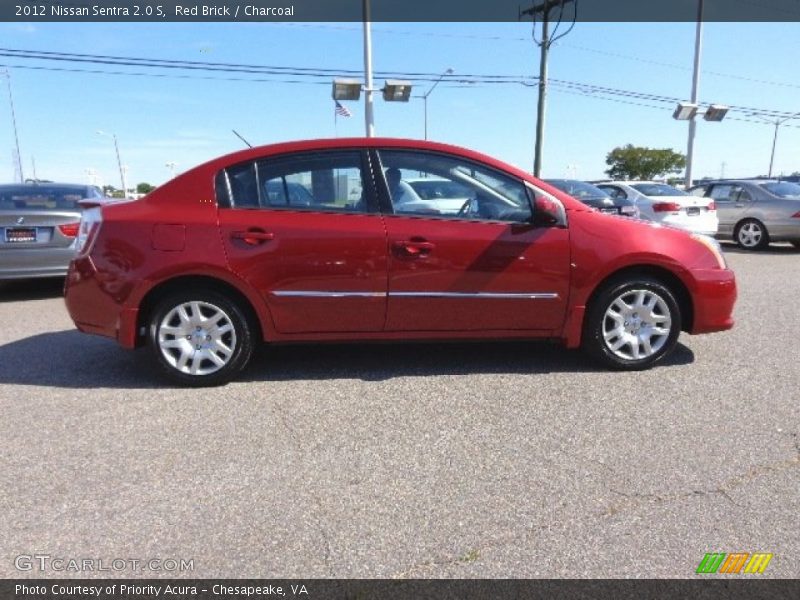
[686,207,701,216]
[5,227,37,243]
[600,208,619,214]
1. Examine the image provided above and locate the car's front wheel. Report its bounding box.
[583,277,681,370]
[735,219,769,250]
[148,290,254,386]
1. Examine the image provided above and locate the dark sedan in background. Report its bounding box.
[689,179,800,250]
[0,182,103,280]
[545,179,640,219]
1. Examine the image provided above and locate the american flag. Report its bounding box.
[335,100,352,118]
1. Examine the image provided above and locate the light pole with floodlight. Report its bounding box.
[747,112,800,178]
[97,130,127,197]
[419,68,453,140]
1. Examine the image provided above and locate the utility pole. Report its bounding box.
[2,69,24,182]
[362,0,375,137]
[684,0,704,188]
[521,0,576,177]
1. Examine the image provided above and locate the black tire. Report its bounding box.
[148,289,254,387]
[734,219,769,250]
[583,277,682,371]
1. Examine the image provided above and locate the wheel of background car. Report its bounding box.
[735,219,769,250]
[583,277,681,370]
[148,290,254,387]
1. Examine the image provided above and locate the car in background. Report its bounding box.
[688,179,800,250]
[64,138,736,386]
[595,181,718,235]
[392,177,472,215]
[0,182,103,280]
[545,179,640,218]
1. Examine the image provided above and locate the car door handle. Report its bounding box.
[231,230,275,245]
[393,240,435,257]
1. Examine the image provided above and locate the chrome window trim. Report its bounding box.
[272,291,386,298]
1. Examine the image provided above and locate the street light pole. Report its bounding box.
[421,68,453,140]
[685,0,704,188]
[97,130,127,197]
[748,111,800,178]
[2,69,24,182]
[362,0,375,137]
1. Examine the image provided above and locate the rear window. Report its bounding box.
[546,179,610,200]
[760,182,800,199]
[0,186,97,211]
[631,183,687,197]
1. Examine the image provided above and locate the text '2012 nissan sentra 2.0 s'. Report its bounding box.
[64,138,737,386]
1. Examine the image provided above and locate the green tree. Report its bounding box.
[605,145,687,180]
[136,182,155,194]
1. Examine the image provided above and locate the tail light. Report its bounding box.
[57,222,80,238]
[707,201,716,211]
[652,202,682,213]
[792,211,800,219]
[75,207,103,256]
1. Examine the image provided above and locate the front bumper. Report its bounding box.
[688,268,737,334]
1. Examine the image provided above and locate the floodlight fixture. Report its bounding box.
[703,104,729,122]
[673,102,699,121]
[332,78,362,101]
[382,80,413,102]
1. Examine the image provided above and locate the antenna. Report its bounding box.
[232,129,253,148]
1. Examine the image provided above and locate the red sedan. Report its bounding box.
[64,138,736,386]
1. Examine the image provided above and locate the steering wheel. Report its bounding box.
[457,198,475,218]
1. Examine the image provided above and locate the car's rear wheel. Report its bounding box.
[148,290,254,386]
[735,219,769,250]
[583,277,681,370]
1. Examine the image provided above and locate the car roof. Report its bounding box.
[694,179,780,185]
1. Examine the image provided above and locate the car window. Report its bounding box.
[760,182,800,199]
[0,186,88,211]
[599,185,627,200]
[377,150,532,223]
[630,183,687,197]
[217,151,368,213]
[709,184,749,203]
[546,180,610,199]
[689,186,708,197]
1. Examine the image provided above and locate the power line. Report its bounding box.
[2,46,798,121]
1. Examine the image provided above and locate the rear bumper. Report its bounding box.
[688,268,737,334]
[64,256,139,348]
[0,246,75,280]
[661,213,719,236]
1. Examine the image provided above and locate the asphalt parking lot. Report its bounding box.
[1,243,798,579]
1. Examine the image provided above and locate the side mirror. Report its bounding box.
[532,195,566,227]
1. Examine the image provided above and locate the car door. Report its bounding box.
[708,183,749,235]
[374,149,570,332]
[216,149,388,334]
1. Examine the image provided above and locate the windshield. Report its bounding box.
[0,186,97,211]
[760,182,800,199]
[546,179,610,199]
[631,183,687,197]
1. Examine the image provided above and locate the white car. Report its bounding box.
[392,177,472,215]
[596,181,718,236]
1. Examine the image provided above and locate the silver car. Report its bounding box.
[689,179,800,250]
[0,182,103,280]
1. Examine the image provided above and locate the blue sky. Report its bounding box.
[0,20,798,187]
